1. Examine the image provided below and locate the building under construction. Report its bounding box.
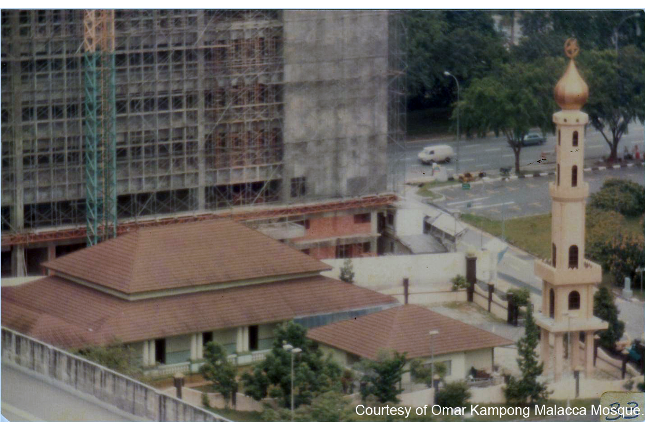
[1,10,406,276]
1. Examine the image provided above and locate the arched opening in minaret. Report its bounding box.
[552,243,556,267]
[571,165,578,187]
[558,130,561,146]
[572,131,578,147]
[549,289,555,318]
[568,245,579,269]
[568,291,580,310]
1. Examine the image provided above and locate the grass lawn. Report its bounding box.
[461,212,643,264]
[416,186,442,200]
[460,213,552,260]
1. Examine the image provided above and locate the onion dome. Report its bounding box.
[554,39,589,110]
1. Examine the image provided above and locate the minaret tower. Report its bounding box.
[534,39,608,382]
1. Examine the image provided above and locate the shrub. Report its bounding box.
[436,381,471,409]
[589,179,645,217]
[507,287,531,307]
[339,258,355,283]
[451,275,470,291]
[594,287,626,351]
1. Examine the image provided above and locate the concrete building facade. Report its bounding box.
[1,10,405,276]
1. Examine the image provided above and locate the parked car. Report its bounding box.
[418,144,455,164]
[522,133,546,146]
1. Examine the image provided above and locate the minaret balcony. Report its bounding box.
[549,182,589,201]
[534,258,601,286]
[534,312,608,333]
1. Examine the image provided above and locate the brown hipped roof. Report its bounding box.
[1,275,397,349]
[43,219,330,294]
[307,304,513,360]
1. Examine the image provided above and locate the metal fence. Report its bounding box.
[1,327,230,422]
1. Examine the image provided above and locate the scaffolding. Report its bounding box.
[1,10,406,261]
[83,10,117,245]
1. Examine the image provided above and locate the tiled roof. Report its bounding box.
[307,304,513,360]
[1,275,397,349]
[43,219,330,294]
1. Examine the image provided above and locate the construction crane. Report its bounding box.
[83,10,117,246]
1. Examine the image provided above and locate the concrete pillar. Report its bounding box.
[12,246,26,277]
[571,331,580,370]
[47,244,56,262]
[196,333,203,360]
[585,331,594,377]
[190,334,197,361]
[236,327,249,353]
[554,333,563,382]
[143,340,150,367]
[149,340,156,366]
[540,328,550,372]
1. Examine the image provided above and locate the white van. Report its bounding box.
[417,144,455,164]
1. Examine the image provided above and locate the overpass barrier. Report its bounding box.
[1,327,229,422]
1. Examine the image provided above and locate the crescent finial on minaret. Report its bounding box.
[554,38,589,110]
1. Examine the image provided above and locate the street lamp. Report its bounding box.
[613,12,641,55]
[444,71,460,176]
[283,343,302,422]
[428,330,440,380]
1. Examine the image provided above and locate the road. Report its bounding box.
[403,122,644,178]
[436,164,644,220]
[1,364,137,422]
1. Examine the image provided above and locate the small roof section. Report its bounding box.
[43,219,330,295]
[2,275,397,349]
[307,304,513,360]
[397,235,448,254]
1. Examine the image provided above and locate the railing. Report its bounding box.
[146,362,191,378]
[1,327,229,422]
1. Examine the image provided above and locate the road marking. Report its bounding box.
[502,154,514,158]
[2,402,44,422]
[472,201,515,209]
[446,197,489,206]
[509,205,522,212]
[484,148,502,152]
[475,163,490,168]
[526,183,539,188]
[460,158,475,162]
[588,144,604,149]
[463,145,479,149]
[529,202,542,207]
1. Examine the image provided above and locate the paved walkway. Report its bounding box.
[1,364,138,422]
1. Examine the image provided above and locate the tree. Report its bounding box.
[200,341,237,407]
[605,234,645,286]
[356,350,408,404]
[593,287,626,351]
[456,59,560,173]
[339,258,355,283]
[589,179,645,217]
[241,321,342,408]
[262,391,355,422]
[436,381,472,408]
[503,305,549,405]
[578,47,645,161]
[410,359,447,386]
[404,11,507,110]
[75,341,142,378]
